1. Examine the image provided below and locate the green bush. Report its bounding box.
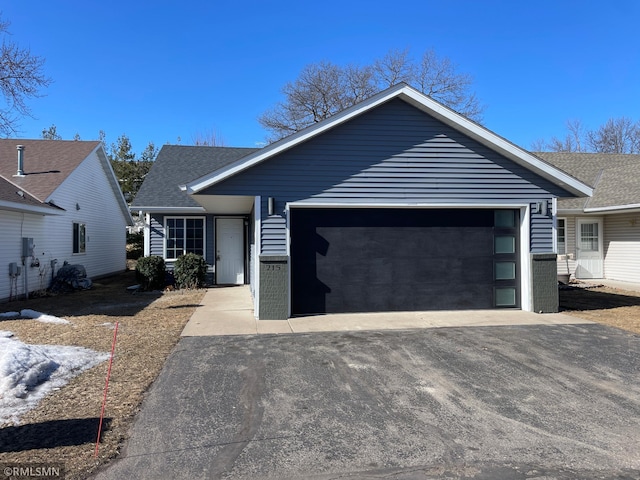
[126,231,144,259]
[173,253,207,289]
[135,255,166,290]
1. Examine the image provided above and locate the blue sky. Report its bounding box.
[2,0,639,155]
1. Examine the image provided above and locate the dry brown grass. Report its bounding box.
[560,284,640,335]
[0,270,205,479]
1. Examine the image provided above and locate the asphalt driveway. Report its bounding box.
[94,324,640,480]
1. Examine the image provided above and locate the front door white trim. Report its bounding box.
[575,217,604,278]
[215,217,245,285]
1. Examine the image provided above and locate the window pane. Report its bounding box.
[79,224,86,253]
[495,262,516,280]
[580,223,599,252]
[167,217,204,258]
[495,210,515,228]
[557,219,566,254]
[495,288,516,306]
[495,236,515,254]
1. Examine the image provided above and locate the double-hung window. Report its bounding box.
[73,222,86,254]
[165,217,205,260]
[557,218,566,255]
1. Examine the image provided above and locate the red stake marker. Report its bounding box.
[95,321,119,457]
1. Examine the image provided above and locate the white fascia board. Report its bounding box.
[185,83,592,199]
[95,145,134,225]
[397,88,593,198]
[0,200,63,215]
[584,203,640,213]
[131,206,206,214]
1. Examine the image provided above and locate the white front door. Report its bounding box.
[575,218,603,278]
[216,218,245,284]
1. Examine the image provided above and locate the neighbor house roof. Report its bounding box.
[537,152,640,212]
[183,83,592,199]
[131,145,259,210]
[0,176,62,215]
[0,139,133,224]
[0,140,100,202]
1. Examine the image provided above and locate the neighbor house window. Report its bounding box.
[165,217,205,260]
[73,222,86,254]
[557,218,566,254]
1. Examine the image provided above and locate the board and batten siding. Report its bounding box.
[202,98,571,255]
[603,213,640,283]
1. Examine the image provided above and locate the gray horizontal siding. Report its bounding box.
[204,99,567,254]
[530,201,554,253]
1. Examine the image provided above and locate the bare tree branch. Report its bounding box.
[0,16,52,136]
[259,48,485,142]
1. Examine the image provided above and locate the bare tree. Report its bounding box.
[191,128,225,146]
[259,48,485,142]
[0,16,52,136]
[372,48,414,87]
[586,117,640,153]
[414,49,483,121]
[41,123,61,140]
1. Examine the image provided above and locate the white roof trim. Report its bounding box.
[131,206,206,214]
[185,83,593,198]
[584,203,640,213]
[0,200,63,215]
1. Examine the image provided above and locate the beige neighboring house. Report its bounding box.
[0,139,133,301]
[538,152,640,284]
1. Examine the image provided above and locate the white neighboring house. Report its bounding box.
[538,152,640,284]
[0,140,133,301]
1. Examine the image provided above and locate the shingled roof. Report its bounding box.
[0,139,101,203]
[536,152,640,212]
[131,145,259,208]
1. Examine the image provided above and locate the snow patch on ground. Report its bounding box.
[0,331,14,338]
[18,309,71,324]
[0,335,109,425]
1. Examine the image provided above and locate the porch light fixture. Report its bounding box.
[268,197,275,216]
[536,201,547,216]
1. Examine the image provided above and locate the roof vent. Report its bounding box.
[15,145,25,177]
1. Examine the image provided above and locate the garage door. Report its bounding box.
[290,208,519,315]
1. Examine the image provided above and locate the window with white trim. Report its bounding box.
[165,217,205,260]
[557,218,566,254]
[73,222,86,254]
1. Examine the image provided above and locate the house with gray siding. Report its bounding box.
[0,140,133,301]
[537,152,640,284]
[133,83,592,319]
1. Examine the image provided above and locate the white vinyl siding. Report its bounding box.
[603,213,640,283]
[0,148,128,301]
[557,216,577,278]
[0,210,46,300]
[46,149,127,278]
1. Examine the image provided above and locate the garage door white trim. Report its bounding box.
[286,202,533,315]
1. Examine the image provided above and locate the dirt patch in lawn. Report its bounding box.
[0,270,205,479]
[560,283,640,335]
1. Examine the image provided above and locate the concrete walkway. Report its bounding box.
[181,285,592,337]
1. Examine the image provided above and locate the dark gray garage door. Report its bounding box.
[290,208,519,315]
